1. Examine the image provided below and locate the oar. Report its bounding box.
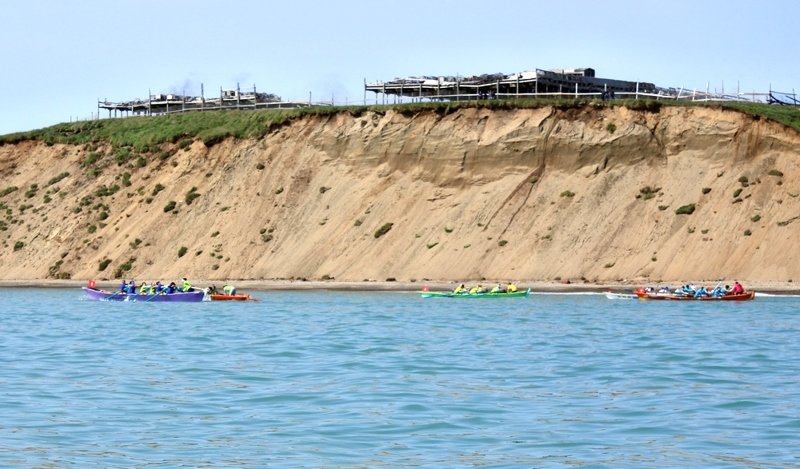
[102,289,126,301]
[144,292,160,302]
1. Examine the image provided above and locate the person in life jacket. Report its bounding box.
[120,280,128,292]
[127,280,137,294]
[693,286,709,298]
[139,282,149,294]
[453,283,466,294]
[223,283,236,295]
[491,283,503,293]
[506,282,518,293]
[181,278,192,292]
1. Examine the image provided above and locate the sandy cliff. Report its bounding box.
[1,105,799,285]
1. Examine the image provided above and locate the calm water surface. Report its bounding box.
[0,288,798,467]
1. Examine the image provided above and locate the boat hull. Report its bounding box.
[635,289,755,301]
[420,288,530,298]
[604,291,638,300]
[82,287,206,302]
[210,293,255,301]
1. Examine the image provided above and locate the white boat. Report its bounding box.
[604,291,637,300]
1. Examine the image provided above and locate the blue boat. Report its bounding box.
[82,287,206,302]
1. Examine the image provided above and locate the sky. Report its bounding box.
[0,0,797,135]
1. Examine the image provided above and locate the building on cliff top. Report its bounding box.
[365,67,662,102]
[98,83,308,118]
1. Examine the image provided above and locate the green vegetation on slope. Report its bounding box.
[1,99,799,146]
[0,108,307,148]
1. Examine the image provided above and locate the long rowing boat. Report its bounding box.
[82,286,206,302]
[634,288,755,301]
[419,288,531,299]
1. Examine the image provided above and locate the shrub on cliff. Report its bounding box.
[374,223,393,238]
[185,187,200,205]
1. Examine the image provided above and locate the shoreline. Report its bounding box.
[1,279,798,295]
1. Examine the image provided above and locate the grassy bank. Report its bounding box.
[2,100,799,148]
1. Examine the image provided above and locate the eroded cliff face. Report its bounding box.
[1,105,799,283]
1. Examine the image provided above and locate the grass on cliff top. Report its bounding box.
[0,108,310,149]
[2,99,799,147]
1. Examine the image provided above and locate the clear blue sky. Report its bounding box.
[1,0,797,135]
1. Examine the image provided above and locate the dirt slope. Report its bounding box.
[1,105,799,285]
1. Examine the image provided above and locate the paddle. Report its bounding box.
[710,278,725,296]
[95,280,125,301]
[103,288,130,301]
[105,291,124,301]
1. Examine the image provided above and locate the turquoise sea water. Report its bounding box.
[0,288,798,468]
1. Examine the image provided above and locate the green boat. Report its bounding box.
[419,288,531,298]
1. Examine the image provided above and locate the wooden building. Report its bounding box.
[365,67,660,101]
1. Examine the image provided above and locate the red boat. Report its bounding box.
[634,288,755,301]
[209,293,258,301]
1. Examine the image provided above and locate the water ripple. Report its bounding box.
[0,289,798,467]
